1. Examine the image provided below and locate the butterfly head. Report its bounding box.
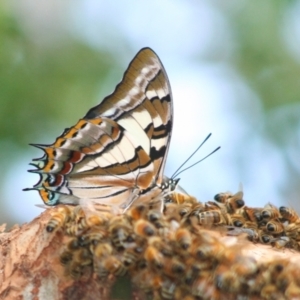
[161,177,180,195]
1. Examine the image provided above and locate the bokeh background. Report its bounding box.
[1,0,300,227]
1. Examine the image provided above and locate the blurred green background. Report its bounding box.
[1,0,300,227]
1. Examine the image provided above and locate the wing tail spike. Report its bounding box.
[29,143,50,149]
[23,187,37,192]
[28,169,42,174]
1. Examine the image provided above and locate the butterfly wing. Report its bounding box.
[26,48,173,211]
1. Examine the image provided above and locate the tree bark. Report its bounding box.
[1,207,300,300]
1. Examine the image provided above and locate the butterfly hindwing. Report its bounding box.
[25,48,173,212]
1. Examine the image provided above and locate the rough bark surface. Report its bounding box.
[0,210,112,300]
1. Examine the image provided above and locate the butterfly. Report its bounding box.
[24,47,179,213]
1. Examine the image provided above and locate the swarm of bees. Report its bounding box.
[46,189,300,299]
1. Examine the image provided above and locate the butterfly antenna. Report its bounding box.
[172,133,216,179]
[173,146,220,178]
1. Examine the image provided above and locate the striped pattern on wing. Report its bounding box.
[27,48,173,211]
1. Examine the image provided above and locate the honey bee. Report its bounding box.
[122,243,144,267]
[271,236,291,250]
[243,222,260,241]
[285,281,300,299]
[152,236,174,257]
[67,248,93,279]
[214,191,232,203]
[131,269,163,297]
[162,257,186,278]
[133,219,156,237]
[144,236,173,268]
[226,195,245,214]
[65,212,111,236]
[146,209,162,223]
[227,226,259,242]
[165,191,198,205]
[261,284,279,299]
[144,244,164,269]
[96,256,127,278]
[127,203,149,221]
[279,206,300,223]
[230,214,245,227]
[91,242,116,277]
[214,189,244,214]
[284,222,300,240]
[59,237,81,266]
[91,242,113,258]
[192,272,219,299]
[232,256,258,277]
[260,259,288,287]
[78,230,107,247]
[175,228,192,250]
[108,216,133,250]
[214,265,241,294]
[241,206,263,223]
[160,279,176,300]
[261,203,280,221]
[205,201,226,213]
[164,202,194,223]
[46,205,76,233]
[198,210,226,226]
[258,230,273,244]
[191,236,226,262]
[266,220,284,234]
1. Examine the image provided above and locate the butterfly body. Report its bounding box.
[25,48,177,212]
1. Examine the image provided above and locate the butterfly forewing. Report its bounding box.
[26,48,174,212]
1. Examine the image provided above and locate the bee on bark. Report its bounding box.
[46,205,77,233]
[279,206,300,223]
[230,214,245,227]
[90,242,113,258]
[108,215,133,250]
[78,230,107,248]
[285,282,300,299]
[165,191,198,205]
[241,206,263,223]
[122,242,145,267]
[215,265,243,294]
[175,228,192,251]
[191,236,226,263]
[127,203,149,221]
[96,256,127,278]
[59,237,81,266]
[133,219,156,238]
[214,187,244,214]
[192,272,219,299]
[261,203,280,221]
[258,230,273,244]
[284,222,300,241]
[144,236,173,269]
[261,284,280,299]
[66,248,93,279]
[160,279,176,300]
[162,257,186,280]
[131,269,163,298]
[144,244,164,269]
[271,236,291,250]
[266,220,284,234]
[65,212,111,236]
[198,210,226,226]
